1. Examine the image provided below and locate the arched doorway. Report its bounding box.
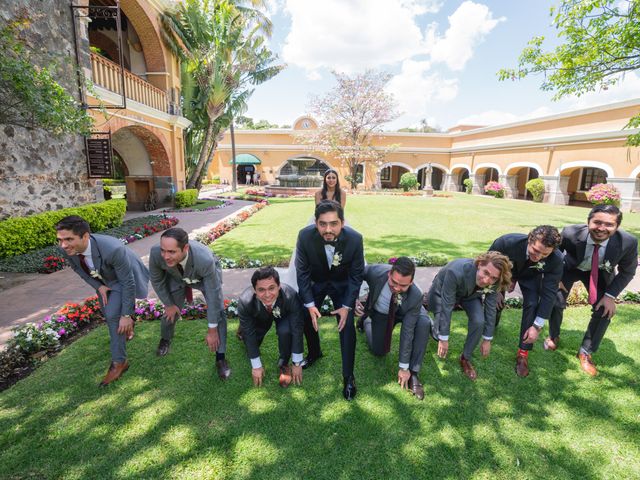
[563,166,608,206]
[380,164,411,189]
[231,154,261,185]
[112,125,173,210]
[417,165,445,190]
[506,165,541,199]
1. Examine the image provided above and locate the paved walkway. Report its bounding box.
[2,190,640,346]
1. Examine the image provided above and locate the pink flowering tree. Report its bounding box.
[586,183,621,206]
[300,70,400,189]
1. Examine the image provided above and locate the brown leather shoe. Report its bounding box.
[515,353,529,377]
[99,361,129,387]
[216,359,231,380]
[543,336,559,351]
[577,352,597,376]
[409,374,425,400]
[459,355,477,381]
[279,364,292,388]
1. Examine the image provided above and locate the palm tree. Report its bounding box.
[162,0,284,189]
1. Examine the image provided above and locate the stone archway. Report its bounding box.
[112,125,173,210]
[379,163,412,189]
[417,165,445,190]
[505,164,542,199]
[473,165,501,195]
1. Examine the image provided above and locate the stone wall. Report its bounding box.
[0,0,99,221]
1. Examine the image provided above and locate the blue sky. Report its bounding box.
[244,0,640,130]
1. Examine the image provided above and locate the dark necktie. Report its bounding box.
[588,245,600,305]
[383,293,398,354]
[177,264,193,303]
[265,304,273,315]
[78,254,92,276]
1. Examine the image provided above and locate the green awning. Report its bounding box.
[229,154,261,165]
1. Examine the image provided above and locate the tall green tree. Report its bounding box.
[499,0,640,145]
[162,0,284,189]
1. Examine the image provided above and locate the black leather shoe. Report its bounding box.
[156,339,171,357]
[343,375,357,401]
[409,373,424,400]
[216,359,231,380]
[356,317,364,332]
[300,352,324,370]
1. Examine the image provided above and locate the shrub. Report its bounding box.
[525,178,545,202]
[175,189,199,208]
[484,181,506,198]
[103,186,112,200]
[0,200,126,258]
[586,183,621,207]
[463,178,473,194]
[399,172,419,192]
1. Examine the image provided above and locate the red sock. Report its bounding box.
[518,349,529,357]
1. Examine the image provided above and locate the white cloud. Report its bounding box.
[401,0,443,15]
[455,106,555,127]
[282,0,425,74]
[558,72,640,110]
[425,1,505,71]
[387,60,458,118]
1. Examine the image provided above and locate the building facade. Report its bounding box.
[209,100,640,211]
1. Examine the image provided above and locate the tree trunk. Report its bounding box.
[195,138,218,190]
[186,120,215,189]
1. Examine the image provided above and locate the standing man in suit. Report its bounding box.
[55,215,149,386]
[238,267,305,388]
[355,257,431,400]
[427,252,512,380]
[296,200,365,400]
[149,227,230,380]
[547,205,637,376]
[490,226,563,377]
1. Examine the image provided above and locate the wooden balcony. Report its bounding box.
[90,52,170,113]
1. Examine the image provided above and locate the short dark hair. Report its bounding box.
[588,204,622,226]
[161,227,189,249]
[251,266,280,288]
[390,256,416,280]
[315,199,344,221]
[55,215,91,236]
[528,225,561,249]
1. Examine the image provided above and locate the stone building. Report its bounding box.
[0,0,190,220]
[208,99,640,211]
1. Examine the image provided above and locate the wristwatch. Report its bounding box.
[292,361,302,367]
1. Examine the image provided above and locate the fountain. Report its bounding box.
[267,157,326,195]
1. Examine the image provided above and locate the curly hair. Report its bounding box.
[475,251,513,291]
[528,225,561,249]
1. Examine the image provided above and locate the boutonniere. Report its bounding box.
[90,270,103,280]
[183,277,199,284]
[481,286,495,295]
[332,252,342,267]
[272,306,281,318]
[600,260,613,273]
[395,293,403,307]
[529,261,545,271]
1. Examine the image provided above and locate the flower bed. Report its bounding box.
[196,201,268,246]
[163,199,232,213]
[0,214,179,274]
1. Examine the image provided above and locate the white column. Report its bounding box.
[499,174,519,199]
[472,172,485,195]
[541,175,570,205]
[442,173,458,192]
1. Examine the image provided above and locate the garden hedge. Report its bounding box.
[175,189,199,208]
[0,199,126,258]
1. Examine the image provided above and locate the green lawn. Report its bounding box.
[210,193,640,263]
[1,306,639,479]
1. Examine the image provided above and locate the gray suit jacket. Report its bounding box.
[363,264,425,366]
[427,258,497,339]
[149,240,224,325]
[62,234,149,316]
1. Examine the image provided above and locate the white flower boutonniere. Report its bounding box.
[90,270,103,281]
[600,260,613,273]
[530,261,545,271]
[395,293,403,307]
[481,286,495,295]
[332,252,342,268]
[272,306,281,318]
[183,277,199,284]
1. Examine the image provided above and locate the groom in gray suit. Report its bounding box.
[149,227,230,380]
[55,215,149,386]
[355,257,430,400]
[427,252,512,380]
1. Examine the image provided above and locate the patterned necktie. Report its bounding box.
[78,254,92,276]
[588,244,600,305]
[265,304,273,315]
[177,264,193,303]
[383,293,398,354]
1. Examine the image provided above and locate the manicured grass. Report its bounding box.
[210,193,640,263]
[173,199,226,211]
[1,306,639,479]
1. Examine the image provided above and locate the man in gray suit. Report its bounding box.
[427,252,512,380]
[355,257,431,400]
[55,215,149,386]
[149,227,230,380]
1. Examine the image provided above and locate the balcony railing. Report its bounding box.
[90,52,170,113]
